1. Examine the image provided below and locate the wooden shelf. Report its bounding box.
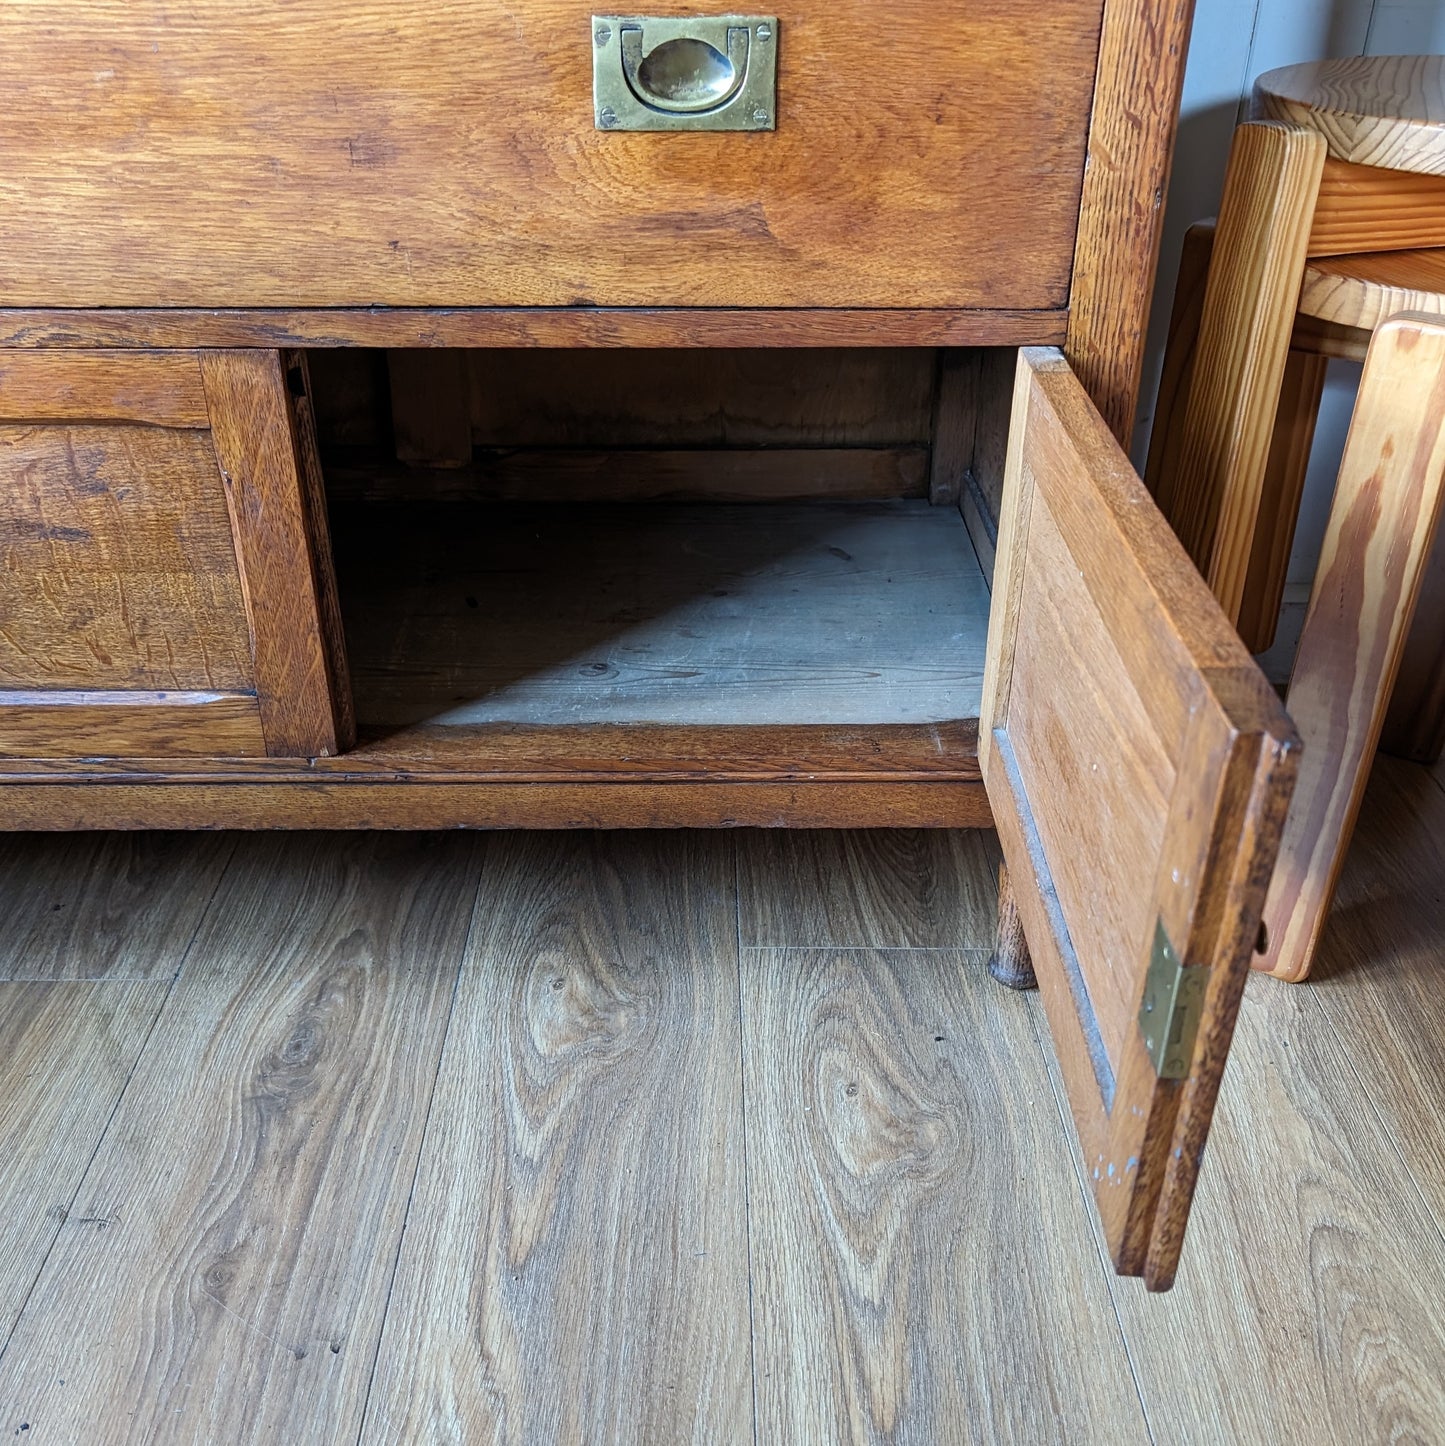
[335,499,992,735]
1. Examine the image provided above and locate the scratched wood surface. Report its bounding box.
[2,762,1445,1439]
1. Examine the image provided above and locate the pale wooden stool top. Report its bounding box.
[1254,56,1445,176]
[1300,247,1445,332]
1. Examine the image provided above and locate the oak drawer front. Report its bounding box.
[0,1,1101,310]
[0,351,350,760]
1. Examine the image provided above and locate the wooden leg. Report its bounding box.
[988,862,1036,991]
[1235,349,1329,653]
[1151,123,1326,624]
[1145,220,1215,504]
[1380,530,1445,764]
[1260,316,1445,982]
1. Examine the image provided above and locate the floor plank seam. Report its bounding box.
[352,840,487,1446]
[1023,994,1160,1445]
[732,837,762,1446]
[0,835,238,1366]
[0,974,179,1367]
[1302,979,1445,1255]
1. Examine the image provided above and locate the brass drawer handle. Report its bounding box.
[621,25,750,114]
[594,15,778,132]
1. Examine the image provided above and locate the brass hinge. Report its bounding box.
[1138,919,1207,1080]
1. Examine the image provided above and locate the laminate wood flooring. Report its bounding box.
[0,759,1442,1443]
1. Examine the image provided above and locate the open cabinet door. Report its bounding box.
[980,349,1299,1291]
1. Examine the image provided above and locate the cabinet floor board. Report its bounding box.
[0,762,1441,1440]
[335,501,992,731]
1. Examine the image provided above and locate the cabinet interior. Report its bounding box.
[307,346,1017,774]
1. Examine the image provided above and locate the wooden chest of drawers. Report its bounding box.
[0,0,1302,1289]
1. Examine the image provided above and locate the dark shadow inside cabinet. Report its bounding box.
[306,346,1017,776]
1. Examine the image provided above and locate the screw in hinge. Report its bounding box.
[756,23,772,40]
[752,106,770,125]
[595,24,611,45]
[598,106,619,128]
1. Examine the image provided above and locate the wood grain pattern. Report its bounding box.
[0,779,992,832]
[335,501,992,729]
[737,829,1000,951]
[0,981,169,1346]
[1255,56,1445,177]
[960,346,1020,583]
[1307,758,1445,1204]
[1262,316,1445,982]
[742,946,1147,1444]
[388,349,471,467]
[927,350,978,507]
[466,348,937,450]
[1064,0,1197,441]
[1152,122,1327,621]
[284,351,357,755]
[1144,219,1216,505]
[1003,491,1174,1066]
[0,351,208,426]
[1380,533,1445,763]
[326,449,930,504]
[0,307,1071,352]
[0,832,233,982]
[0,832,481,1445]
[1072,972,1445,1443]
[987,861,1036,989]
[1235,348,1329,654]
[981,349,1297,1284]
[1306,159,1445,257]
[201,350,350,757]
[0,1,1100,310]
[361,833,750,1445]
[0,721,984,784]
[1298,246,1445,330]
[0,691,265,759]
[0,424,254,693]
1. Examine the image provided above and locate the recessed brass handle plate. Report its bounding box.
[593,15,777,132]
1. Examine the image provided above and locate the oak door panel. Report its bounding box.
[980,348,1298,1290]
[0,349,349,759]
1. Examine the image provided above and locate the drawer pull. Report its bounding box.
[623,28,749,114]
[594,15,777,132]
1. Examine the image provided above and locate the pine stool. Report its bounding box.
[1147,58,1445,981]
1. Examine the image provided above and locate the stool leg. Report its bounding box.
[1152,123,1326,623]
[1145,220,1216,503]
[1236,349,1329,653]
[988,862,1036,991]
[1380,532,1445,764]
[1260,316,1445,982]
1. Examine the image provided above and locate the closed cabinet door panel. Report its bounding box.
[980,349,1299,1290]
[0,350,351,761]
